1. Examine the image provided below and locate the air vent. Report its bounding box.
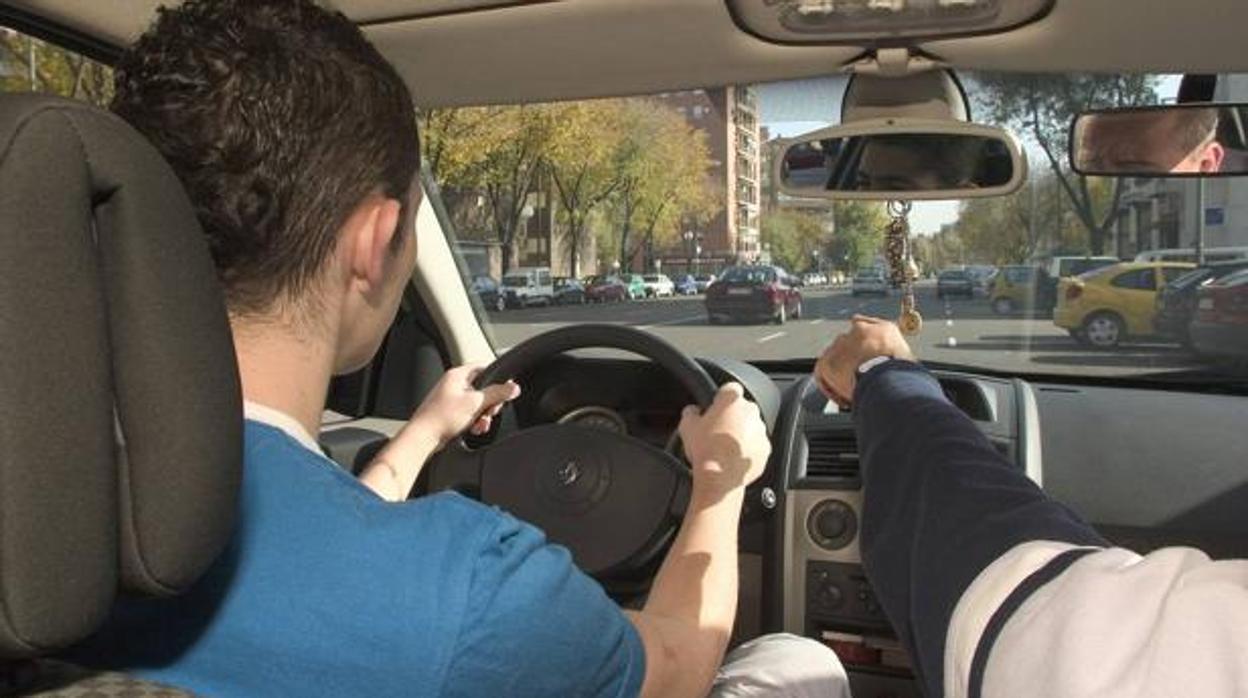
[804,431,860,480]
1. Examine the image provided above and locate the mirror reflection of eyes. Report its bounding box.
[1070,104,1248,177]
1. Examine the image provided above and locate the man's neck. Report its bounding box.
[231,314,337,439]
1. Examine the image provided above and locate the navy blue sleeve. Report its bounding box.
[852,361,1106,697]
[441,510,645,698]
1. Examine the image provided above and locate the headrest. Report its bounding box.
[0,94,242,658]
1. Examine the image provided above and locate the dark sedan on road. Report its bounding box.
[1190,269,1248,364]
[470,275,505,312]
[585,275,628,303]
[1155,261,1248,344]
[553,277,587,305]
[937,269,975,299]
[705,265,802,325]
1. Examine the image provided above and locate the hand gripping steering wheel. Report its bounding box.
[426,324,718,586]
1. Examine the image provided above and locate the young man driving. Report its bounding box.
[66,1,846,696]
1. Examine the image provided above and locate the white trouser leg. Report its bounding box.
[709,633,851,698]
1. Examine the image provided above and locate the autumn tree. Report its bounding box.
[1,32,112,106]
[422,106,554,273]
[827,201,889,271]
[545,101,628,277]
[608,100,717,272]
[974,73,1159,254]
[761,210,828,272]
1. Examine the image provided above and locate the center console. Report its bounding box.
[775,371,1042,697]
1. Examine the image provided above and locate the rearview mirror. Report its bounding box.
[774,118,1027,201]
[1071,103,1248,177]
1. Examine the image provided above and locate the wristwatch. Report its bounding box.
[857,355,892,375]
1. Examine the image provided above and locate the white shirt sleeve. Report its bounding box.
[948,543,1248,698]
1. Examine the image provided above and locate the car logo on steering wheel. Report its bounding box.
[557,460,581,486]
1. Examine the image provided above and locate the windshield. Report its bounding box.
[501,276,529,288]
[424,72,1248,382]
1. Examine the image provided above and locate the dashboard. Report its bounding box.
[322,353,1248,698]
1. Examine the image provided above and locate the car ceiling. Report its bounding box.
[5,0,1248,109]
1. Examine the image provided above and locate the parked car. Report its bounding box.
[673,274,699,296]
[622,274,647,300]
[937,269,975,299]
[553,277,587,305]
[1190,269,1248,363]
[1054,262,1194,348]
[1134,246,1248,264]
[1155,261,1248,344]
[705,265,803,325]
[1047,255,1122,279]
[801,272,827,287]
[641,274,675,298]
[990,265,1052,314]
[851,269,889,297]
[585,275,628,303]
[500,266,554,308]
[469,275,505,312]
[966,265,998,296]
[693,273,717,293]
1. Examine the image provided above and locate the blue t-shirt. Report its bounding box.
[67,420,646,697]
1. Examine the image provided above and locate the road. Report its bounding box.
[486,282,1201,377]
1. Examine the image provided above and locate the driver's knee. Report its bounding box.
[710,633,851,698]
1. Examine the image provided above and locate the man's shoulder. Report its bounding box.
[240,418,513,547]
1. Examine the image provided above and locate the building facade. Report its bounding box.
[652,86,762,273]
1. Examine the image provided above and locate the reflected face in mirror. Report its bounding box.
[856,136,981,191]
[777,123,1023,199]
[1077,109,1226,174]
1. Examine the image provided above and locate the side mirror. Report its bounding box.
[1070,103,1248,177]
[774,118,1027,201]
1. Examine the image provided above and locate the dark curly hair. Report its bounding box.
[112,0,419,316]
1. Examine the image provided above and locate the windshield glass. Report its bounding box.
[501,276,529,288]
[424,72,1248,382]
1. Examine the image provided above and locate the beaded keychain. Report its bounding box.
[884,200,923,336]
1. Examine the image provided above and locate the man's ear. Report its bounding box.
[348,195,402,290]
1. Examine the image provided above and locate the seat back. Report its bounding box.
[0,94,242,663]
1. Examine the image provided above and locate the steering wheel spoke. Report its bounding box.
[426,324,718,587]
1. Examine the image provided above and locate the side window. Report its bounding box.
[1111,268,1156,291]
[1,29,113,105]
[1161,267,1189,284]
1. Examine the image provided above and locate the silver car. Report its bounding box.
[851,270,889,297]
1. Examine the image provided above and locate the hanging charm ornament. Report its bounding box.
[885,201,923,336]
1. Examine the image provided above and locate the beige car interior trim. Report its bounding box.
[9,0,1248,110]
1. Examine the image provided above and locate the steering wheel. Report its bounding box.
[426,324,717,586]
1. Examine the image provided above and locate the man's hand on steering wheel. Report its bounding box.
[678,383,770,499]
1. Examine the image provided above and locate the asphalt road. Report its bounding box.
[486,282,1201,377]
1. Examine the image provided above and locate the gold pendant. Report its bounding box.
[899,308,923,336]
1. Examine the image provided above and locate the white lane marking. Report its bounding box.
[809,318,825,325]
[946,319,955,327]
[946,337,958,347]
[757,332,787,344]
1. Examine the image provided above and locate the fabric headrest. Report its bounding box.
[0,94,242,658]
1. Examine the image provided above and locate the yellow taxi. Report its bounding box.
[1055,262,1194,348]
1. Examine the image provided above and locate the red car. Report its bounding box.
[1190,269,1248,363]
[585,275,628,303]
[705,265,803,325]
